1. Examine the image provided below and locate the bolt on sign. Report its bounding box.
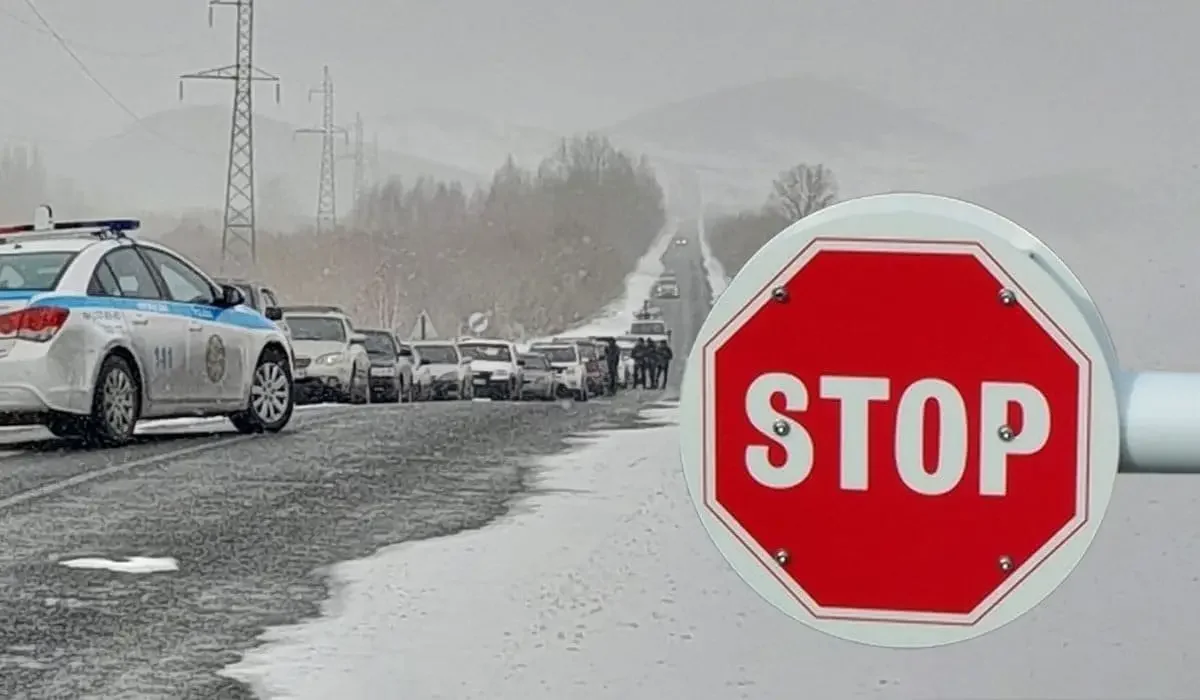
[679,193,1120,648]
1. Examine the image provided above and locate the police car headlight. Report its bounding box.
[316,352,346,365]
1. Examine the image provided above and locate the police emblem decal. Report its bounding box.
[205,334,226,383]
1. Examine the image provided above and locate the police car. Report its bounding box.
[0,209,295,446]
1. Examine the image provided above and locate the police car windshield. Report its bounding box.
[0,252,72,291]
[419,345,458,363]
[286,316,346,341]
[630,322,665,335]
[360,331,397,356]
[535,346,577,363]
[459,343,511,361]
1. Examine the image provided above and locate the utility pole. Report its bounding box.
[294,65,346,233]
[339,112,365,221]
[370,133,380,181]
[179,0,281,269]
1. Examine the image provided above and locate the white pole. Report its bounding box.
[1118,370,1200,473]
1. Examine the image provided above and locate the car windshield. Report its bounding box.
[534,346,577,363]
[360,331,397,356]
[520,354,547,369]
[630,322,665,335]
[286,316,346,341]
[0,252,73,291]
[418,345,458,363]
[459,343,511,361]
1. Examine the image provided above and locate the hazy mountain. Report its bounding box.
[374,107,562,175]
[602,74,985,209]
[43,106,484,224]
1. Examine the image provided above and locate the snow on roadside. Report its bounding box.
[696,213,728,303]
[222,402,1200,698]
[59,556,178,574]
[525,220,676,345]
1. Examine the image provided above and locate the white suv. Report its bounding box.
[281,305,371,404]
[457,338,524,400]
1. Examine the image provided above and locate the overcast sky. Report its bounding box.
[3,0,1199,155]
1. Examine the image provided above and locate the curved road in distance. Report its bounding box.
[0,228,714,699]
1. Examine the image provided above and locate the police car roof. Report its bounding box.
[0,237,104,254]
[0,215,138,248]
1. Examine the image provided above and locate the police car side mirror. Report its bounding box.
[517,359,526,366]
[264,306,283,321]
[349,333,367,344]
[398,347,413,357]
[219,284,245,307]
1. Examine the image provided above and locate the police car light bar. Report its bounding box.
[0,217,140,239]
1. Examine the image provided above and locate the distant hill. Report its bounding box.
[374,107,562,175]
[44,106,484,225]
[602,74,985,209]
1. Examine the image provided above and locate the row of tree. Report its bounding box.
[158,134,666,337]
[706,163,838,275]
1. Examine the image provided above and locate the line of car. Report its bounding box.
[0,209,679,449]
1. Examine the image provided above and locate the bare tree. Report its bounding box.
[767,163,837,223]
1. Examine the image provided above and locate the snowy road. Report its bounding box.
[0,229,712,698]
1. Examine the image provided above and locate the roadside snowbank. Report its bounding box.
[696,214,728,302]
[225,401,1200,699]
[526,221,675,345]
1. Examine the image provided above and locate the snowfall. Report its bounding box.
[220,213,1200,699]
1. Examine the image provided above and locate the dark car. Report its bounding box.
[358,328,414,403]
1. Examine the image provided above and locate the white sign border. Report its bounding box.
[679,192,1121,648]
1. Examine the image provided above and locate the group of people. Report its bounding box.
[631,338,673,390]
[599,336,674,394]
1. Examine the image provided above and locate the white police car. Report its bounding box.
[0,209,295,446]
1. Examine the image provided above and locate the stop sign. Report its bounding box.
[680,193,1119,648]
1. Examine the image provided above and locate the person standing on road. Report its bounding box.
[645,338,661,389]
[655,340,673,387]
[631,338,648,388]
[604,337,620,395]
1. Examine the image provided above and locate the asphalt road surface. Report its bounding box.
[0,228,713,699]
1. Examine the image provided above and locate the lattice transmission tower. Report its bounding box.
[179,0,281,269]
[295,66,346,233]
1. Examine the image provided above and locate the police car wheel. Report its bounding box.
[84,354,140,447]
[231,349,294,433]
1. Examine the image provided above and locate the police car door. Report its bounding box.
[140,248,246,404]
[97,248,194,403]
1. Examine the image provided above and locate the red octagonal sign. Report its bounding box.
[680,194,1119,648]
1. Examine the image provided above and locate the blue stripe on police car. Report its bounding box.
[0,291,276,330]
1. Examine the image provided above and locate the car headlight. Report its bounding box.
[316,352,346,365]
[493,369,510,378]
[439,369,458,380]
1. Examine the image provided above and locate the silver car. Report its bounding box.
[282,306,372,404]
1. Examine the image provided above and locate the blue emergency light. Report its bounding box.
[0,217,140,238]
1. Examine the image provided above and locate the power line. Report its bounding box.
[18,0,216,161]
[0,7,196,59]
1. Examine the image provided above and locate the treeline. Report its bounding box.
[707,163,838,275]
[0,146,87,221]
[160,134,665,338]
